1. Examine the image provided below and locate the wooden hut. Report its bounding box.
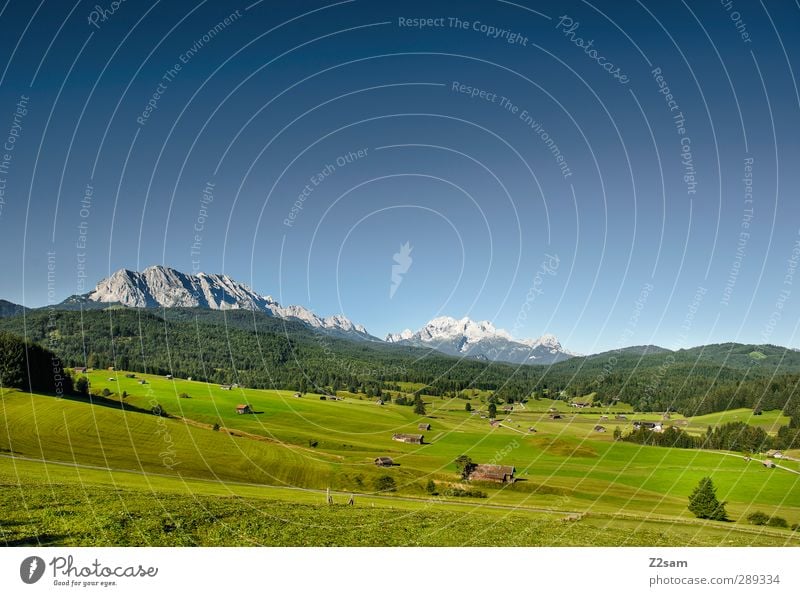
[392,433,424,445]
[469,464,516,483]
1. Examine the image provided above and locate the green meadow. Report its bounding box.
[1,369,799,546]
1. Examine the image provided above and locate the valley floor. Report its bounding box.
[2,371,800,547]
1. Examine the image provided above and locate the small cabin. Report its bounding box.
[489,420,501,427]
[503,406,514,412]
[763,460,776,469]
[469,464,516,484]
[138,380,147,385]
[293,392,302,398]
[599,415,609,420]
[165,374,173,380]
[549,413,562,420]
[418,423,431,431]
[594,425,607,433]
[220,384,232,391]
[74,366,87,374]
[570,402,590,408]
[235,404,253,415]
[374,456,394,467]
[528,427,537,433]
[615,414,627,420]
[392,433,424,445]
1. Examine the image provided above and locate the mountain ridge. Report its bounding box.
[385,315,575,365]
[84,265,374,340]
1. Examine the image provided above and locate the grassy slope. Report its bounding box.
[3,457,798,547]
[2,370,800,546]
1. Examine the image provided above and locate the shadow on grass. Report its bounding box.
[57,393,166,417]
[3,533,66,546]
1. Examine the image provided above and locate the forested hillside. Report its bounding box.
[2,307,800,425]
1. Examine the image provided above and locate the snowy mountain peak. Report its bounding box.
[388,316,513,344]
[386,329,414,343]
[87,267,371,339]
[385,316,574,365]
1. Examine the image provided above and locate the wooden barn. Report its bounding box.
[549,413,562,420]
[235,404,253,415]
[418,423,431,431]
[74,366,87,374]
[469,464,516,484]
[594,425,607,433]
[374,456,394,467]
[392,433,424,445]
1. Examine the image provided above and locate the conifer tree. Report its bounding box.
[688,476,728,521]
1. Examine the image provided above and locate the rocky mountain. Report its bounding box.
[84,266,373,339]
[386,316,575,365]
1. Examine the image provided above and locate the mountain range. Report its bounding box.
[79,266,373,340]
[385,316,575,364]
[2,265,576,364]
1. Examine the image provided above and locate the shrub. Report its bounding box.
[767,516,788,528]
[374,475,396,492]
[212,423,220,432]
[454,455,476,480]
[747,511,770,526]
[179,392,190,399]
[75,376,89,395]
[443,487,487,498]
[425,480,437,494]
[465,402,472,412]
[101,388,112,397]
[308,439,319,448]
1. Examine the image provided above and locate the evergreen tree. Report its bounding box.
[465,402,472,412]
[688,477,728,521]
[488,402,497,418]
[413,395,426,416]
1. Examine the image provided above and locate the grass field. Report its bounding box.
[1,369,799,546]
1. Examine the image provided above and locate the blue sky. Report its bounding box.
[0,0,799,354]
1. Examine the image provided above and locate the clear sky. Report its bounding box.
[0,0,799,355]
